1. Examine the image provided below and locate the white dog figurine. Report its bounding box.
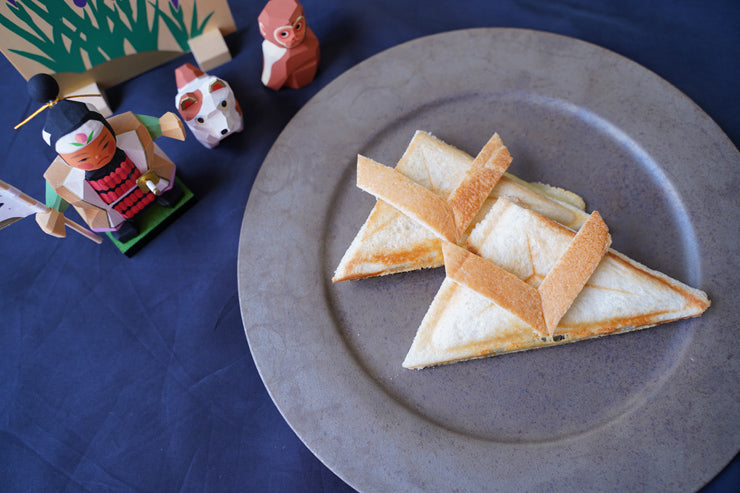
[175,64,243,148]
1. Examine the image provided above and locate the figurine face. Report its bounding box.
[271,15,306,48]
[56,119,117,170]
[176,73,243,149]
[259,0,307,48]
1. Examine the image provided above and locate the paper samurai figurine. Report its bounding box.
[26,74,187,245]
[258,0,320,90]
[174,63,243,148]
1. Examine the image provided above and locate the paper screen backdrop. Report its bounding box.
[0,0,236,91]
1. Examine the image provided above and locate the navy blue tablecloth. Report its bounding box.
[1,1,737,491]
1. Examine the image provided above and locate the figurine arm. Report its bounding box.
[35,208,66,238]
[45,180,70,213]
[35,184,102,243]
[35,182,69,237]
[134,113,186,141]
[44,159,111,232]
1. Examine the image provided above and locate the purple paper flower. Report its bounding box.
[170,0,179,8]
[7,0,18,7]
[73,0,87,6]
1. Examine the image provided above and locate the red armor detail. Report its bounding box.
[86,155,155,219]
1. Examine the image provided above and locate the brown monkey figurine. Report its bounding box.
[258,0,320,90]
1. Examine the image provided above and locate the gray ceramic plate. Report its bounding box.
[238,28,739,492]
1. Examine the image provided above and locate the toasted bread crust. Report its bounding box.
[355,133,512,245]
[538,211,611,334]
[443,242,547,335]
[357,155,458,242]
[441,209,611,337]
[447,133,512,237]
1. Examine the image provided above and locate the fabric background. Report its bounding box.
[1,1,737,491]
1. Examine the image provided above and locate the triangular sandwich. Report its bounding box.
[402,199,711,369]
[332,131,590,282]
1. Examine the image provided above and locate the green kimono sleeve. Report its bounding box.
[45,181,70,212]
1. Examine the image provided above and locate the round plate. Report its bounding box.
[238,28,739,491]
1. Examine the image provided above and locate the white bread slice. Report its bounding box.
[332,131,590,282]
[402,199,710,369]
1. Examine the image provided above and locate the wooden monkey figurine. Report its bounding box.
[258,0,320,90]
[28,74,187,244]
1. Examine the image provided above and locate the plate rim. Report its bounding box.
[238,27,740,492]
